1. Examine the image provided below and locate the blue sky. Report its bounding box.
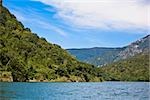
[3,0,149,49]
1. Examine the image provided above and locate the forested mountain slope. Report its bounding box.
[0,4,103,82]
[100,53,149,81]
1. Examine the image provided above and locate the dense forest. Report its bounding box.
[99,53,149,81]
[0,5,103,82]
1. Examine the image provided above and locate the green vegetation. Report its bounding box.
[99,53,149,81]
[0,5,103,82]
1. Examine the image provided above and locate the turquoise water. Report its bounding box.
[0,82,149,100]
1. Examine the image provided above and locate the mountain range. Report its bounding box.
[67,35,149,66]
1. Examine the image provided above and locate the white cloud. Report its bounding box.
[11,8,67,37]
[32,0,149,31]
[36,20,67,37]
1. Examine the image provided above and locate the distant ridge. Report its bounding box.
[67,35,150,66]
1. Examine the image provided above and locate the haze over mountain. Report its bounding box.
[67,35,150,66]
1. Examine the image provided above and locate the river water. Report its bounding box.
[0,82,149,100]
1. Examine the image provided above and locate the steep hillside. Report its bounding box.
[67,35,149,66]
[0,5,103,82]
[100,53,149,81]
[115,35,150,61]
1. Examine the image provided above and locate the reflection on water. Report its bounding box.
[0,82,149,100]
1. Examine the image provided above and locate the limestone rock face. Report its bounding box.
[115,35,150,61]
